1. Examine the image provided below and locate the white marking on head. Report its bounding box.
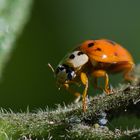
[67,51,89,68]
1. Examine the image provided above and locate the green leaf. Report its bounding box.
[0,0,32,77]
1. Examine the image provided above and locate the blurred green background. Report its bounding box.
[0,0,140,111]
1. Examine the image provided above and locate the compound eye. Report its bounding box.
[67,71,76,80]
[55,65,65,74]
[59,67,65,71]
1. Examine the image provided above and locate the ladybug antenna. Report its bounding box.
[48,63,55,73]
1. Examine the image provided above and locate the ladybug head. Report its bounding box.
[55,64,76,88]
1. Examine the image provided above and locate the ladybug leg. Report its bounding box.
[92,70,110,94]
[80,72,88,112]
[63,84,81,103]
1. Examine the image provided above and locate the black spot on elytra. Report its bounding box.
[69,54,75,59]
[88,42,94,48]
[95,48,102,51]
[106,40,116,45]
[114,52,118,56]
[77,51,84,55]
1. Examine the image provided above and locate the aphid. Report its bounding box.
[49,39,135,112]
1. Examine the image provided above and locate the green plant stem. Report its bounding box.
[0,82,140,139]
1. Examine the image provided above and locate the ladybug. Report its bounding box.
[48,39,135,112]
